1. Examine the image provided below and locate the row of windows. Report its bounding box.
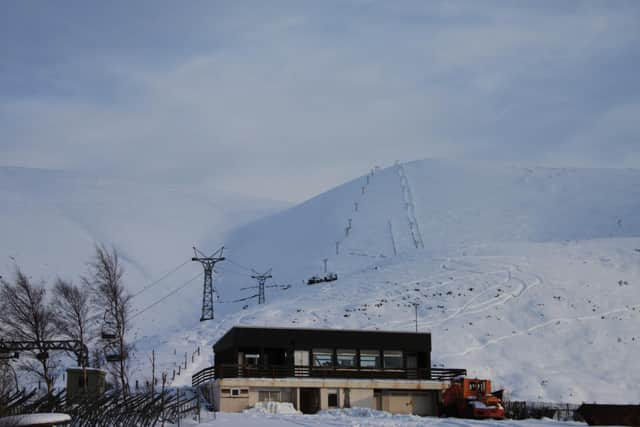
[312,349,403,369]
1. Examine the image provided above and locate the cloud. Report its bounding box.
[1,1,639,201]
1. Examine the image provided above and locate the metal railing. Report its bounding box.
[430,367,468,381]
[192,367,216,387]
[192,365,466,386]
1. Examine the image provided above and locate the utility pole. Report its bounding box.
[412,302,420,332]
[323,258,328,274]
[192,246,225,321]
[251,269,272,304]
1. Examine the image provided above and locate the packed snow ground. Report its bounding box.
[173,408,587,427]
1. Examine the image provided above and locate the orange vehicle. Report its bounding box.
[440,377,505,419]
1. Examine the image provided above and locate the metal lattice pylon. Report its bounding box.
[192,246,225,321]
[251,269,273,304]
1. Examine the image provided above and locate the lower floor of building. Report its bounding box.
[208,377,446,416]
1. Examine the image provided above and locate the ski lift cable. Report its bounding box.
[225,258,255,273]
[219,263,251,276]
[217,294,259,304]
[130,271,203,320]
[131,258,192,298]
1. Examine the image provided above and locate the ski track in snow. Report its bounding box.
[445,303,640,358]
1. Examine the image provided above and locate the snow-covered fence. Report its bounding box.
[504,401,583,421]
[0,388,56,417]
[2,387,202,426]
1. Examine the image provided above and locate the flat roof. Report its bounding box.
[214,325,431,353]
[226,325,429,335]
[66,367,107,373]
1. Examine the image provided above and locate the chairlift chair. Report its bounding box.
[101,312,117,340]
[105,352,122,363]
[103,342,125,363]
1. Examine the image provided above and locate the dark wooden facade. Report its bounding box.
[212,326,433,380]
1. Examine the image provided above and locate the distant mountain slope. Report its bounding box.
[173,238,640,404]
[158,160,640,404]
[213,160,640,307]
[6,161,638,404]
[0,166,287,333]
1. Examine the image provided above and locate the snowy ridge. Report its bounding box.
[3,161,639,405]
[154,160,640,405]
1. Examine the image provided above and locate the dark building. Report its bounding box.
[193,326,465,415]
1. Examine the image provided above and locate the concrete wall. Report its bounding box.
[348,388,375,409]
[219,395,250,412]
[214,378,444,415]
[379,391,439,416]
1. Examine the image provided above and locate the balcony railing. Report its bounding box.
[192,364,466,387]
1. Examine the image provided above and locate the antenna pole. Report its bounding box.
[192,246,225,321]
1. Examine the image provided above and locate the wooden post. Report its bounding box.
[177,389,181,427]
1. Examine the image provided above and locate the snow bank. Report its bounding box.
[0,413,71,426]
[319,407,430,423]
[243,401,301,415]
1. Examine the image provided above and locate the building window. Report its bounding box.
[328,390,338,407]
[383,351,403,369]
[230,388,241,397]
[336,349,356,368]
[360,350,381,369]
[313,349,333,367]
[245,354,260,367]
[258,390,282,402]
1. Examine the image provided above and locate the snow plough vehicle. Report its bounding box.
[440,377,505,419]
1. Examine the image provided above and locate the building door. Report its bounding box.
[294,350,309,376]
[407,354,417,379]
[411,391,437,416]
[300,388,320,414]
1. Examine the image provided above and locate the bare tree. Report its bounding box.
[83,244,132,396]
[0,360,19,396]
[146,349,156,398]
[0,270,58,395]
[51,278,95,366]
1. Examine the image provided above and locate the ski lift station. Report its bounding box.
[192,326,466,416]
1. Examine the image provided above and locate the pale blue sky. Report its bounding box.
[1,1,639,201]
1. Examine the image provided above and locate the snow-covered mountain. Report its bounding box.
[3,161,639,404]
[154,159,640,404]
[0,166,288,333]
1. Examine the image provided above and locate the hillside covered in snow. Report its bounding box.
[158,159,640,405]
[0,166,287,333]
[3,160,639,405]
